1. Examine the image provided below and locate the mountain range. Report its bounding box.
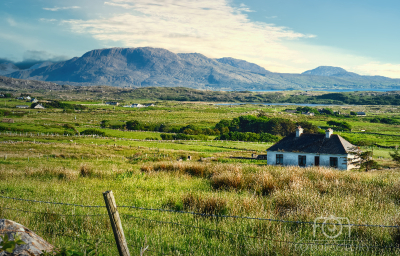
[3,47,400,90]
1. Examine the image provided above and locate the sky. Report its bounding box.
[1,0,399,78]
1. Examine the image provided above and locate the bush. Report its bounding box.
[327,120,352,131]
[126,120,143,130]
[217,131,280,142]
[80,164,93,177]
[100,120,125,129]
[63,124,79,134]
[211,170,242,190]
[160,133,207,140]
[215,115,318,137]
[370,117,400,125]
[182,193,227,215]
[80,129,106,136]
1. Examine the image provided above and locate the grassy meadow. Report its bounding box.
[1,98,400,255]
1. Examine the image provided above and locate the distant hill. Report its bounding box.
[28,62,53,70]
[0,76,67,91]
[216,57,271,75]
[0,62,20,76]
[302,66,361,78]
[5,47,400,90]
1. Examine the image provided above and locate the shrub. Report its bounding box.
[182,193,227,215]
[80,129,106,136]
[244,172,275,195]
[80,164,93,177]
[211,170,242,190]
[63,124,79,134]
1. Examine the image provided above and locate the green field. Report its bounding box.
[1,98,400,255]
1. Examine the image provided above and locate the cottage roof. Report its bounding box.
[267,133,355,155]
[34,104,45,109]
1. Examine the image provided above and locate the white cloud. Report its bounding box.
[22,50,69,62]
[63,0,314,66]
[4,17,36,30]
[58,0,400,78]
[43,6,81,11]
[39,18,58,23]
[6,18,17,27]
[237,3,255,13]
[353,62,400,79]
[0,32,40,48]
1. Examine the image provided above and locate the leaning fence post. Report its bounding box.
[103,191,130,256]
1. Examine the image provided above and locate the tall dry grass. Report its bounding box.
[0,163,131,181]
[141,161,363,196]
[141,161,400,223]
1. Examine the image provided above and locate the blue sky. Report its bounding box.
[1,0,399,77]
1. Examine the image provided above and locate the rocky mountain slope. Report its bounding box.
[0,76,67,91]
[5,47,400,90]
[0,62,20,76]
[216,57,271,75]
[28,61,53,70]
[302,66,360,78]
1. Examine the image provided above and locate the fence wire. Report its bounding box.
[1,196,400,252]
[121,213,400,250]
[1,195,399,228]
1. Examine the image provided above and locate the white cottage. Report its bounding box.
[266,127,357,170]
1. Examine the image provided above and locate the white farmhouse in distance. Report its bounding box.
[123,103,155,108]
[266,127,357,170]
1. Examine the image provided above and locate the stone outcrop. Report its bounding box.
[0,219,54,255]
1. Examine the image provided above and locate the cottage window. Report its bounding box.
[298,155,306,167]
[330,157,338,168]
[276,154,283,165]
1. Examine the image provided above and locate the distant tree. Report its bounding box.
[160,133,174,140]
[327,120,352,131]
[257,110,269,117]
[389,147,400,166]
[296,106,319,115]
[348,146,379,172]
[100,120,110,128]
[63,124,79,135]
[80,129,106,136]
[126,120,142,130]
[158,123,169,132]
[296,121,319,134]
[320,108,334,115]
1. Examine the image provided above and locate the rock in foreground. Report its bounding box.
[0,219,53,255]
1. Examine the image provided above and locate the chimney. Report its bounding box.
[326,128,333,138]
[296,126,303,138]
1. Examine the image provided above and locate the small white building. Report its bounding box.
[34,104,45,109]
[131,104,145,108]
[16,105,29,109]
[266,127,357,170]
[106,102,119,106]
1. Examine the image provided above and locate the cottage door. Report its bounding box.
[315,156,320,166]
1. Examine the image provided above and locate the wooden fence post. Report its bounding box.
[103,191,130,256]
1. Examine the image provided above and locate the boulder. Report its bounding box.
[0,219,54,255]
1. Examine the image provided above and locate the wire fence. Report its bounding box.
[1,195,399,228]
[1,194,400,255]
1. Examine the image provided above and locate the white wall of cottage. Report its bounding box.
[267,151,351,170]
